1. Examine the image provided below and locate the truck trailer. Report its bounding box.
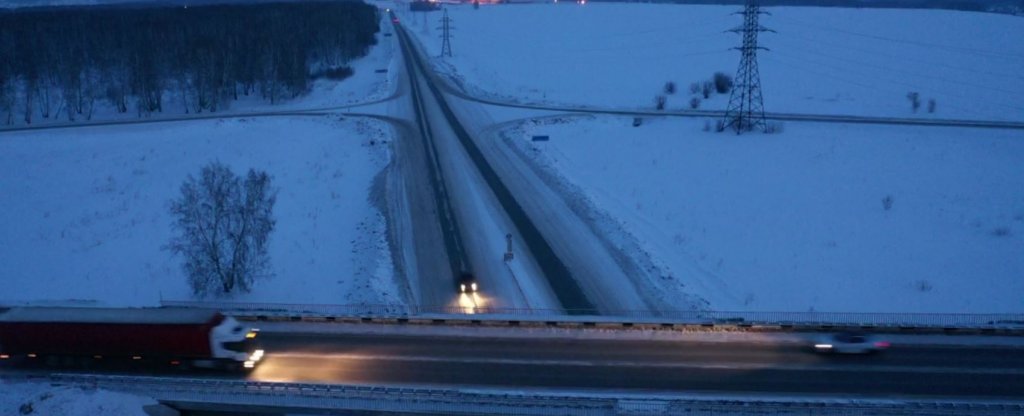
[0,307,263,370]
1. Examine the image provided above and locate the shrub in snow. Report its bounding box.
[713,72,733,94]
[655,95,666,110]
[168,162,277,297]
[664,81,676,95]
[907,92,921,113]
[928,98,936,113]
[992,226,1011,237]
[701,81,713,99]
[689,97,701,109]
[915,280,933,292]
[320,66,355,81]
[765,122,784,134]
[882,195,894,211]
[689,82,701,95]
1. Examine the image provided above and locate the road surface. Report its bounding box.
[241,332,1024,399]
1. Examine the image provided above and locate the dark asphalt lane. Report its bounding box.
[3,332,1022,400]
[249,333,1024,399]
[394,23,596,314]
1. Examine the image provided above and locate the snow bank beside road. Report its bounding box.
[0,116,402,307]
[505,115,1024,313]
[407,3,1024,121]
[0,381,155,416]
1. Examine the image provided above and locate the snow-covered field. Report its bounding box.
[0,381,153,416]
[406,3,1024,121]
[503,115,1024,313]
[398,2,1024,313]
[0,116,403,307]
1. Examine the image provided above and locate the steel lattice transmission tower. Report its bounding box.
[439,8,454,58]
[722,0,773,134]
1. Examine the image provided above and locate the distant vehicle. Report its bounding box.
[458,272,479,293]
[812,332,890,354]
[0,307,263,370]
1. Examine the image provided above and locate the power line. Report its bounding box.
[775,31,1024,82]
[773,14,1024,61]
[763,53,1018,116]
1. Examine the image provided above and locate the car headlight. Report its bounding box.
[471,283,478,291]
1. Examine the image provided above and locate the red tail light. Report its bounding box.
[874,341,891,348]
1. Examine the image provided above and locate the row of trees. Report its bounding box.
[0,1,380,124]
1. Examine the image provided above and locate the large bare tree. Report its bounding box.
[168,162,277,297]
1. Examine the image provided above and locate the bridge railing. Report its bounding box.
[159,300,1024,329]
[34,373,1024,416]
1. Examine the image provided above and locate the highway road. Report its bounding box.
[245,333,1024,399]
[3,329,1023,401]
[392,14,673,315]
[391,15,577,313]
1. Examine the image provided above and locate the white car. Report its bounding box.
[813,332,890,354]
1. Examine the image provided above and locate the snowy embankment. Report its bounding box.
[0,116,403,307]
[0,381,154,416]
[504,116,1024,313]
[406,3,1024,122]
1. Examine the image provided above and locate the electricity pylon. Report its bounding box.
[722,0,773,134]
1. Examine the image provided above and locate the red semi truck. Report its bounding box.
[0,307,263,370]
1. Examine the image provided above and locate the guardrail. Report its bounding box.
[161,301,1024,333]
[26,373,1023,415]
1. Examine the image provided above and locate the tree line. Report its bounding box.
[0,1,380,124]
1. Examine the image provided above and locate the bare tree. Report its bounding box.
[655,95,666,110]
[907,92,920,113]
[168,162,277,297]
[664,81,676,95]
[701,81,713,99]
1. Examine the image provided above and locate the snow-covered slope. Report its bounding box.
[0,116,402,307]
[0,381,154,416]
[504,116,1024,313]
[406,3,1024,121]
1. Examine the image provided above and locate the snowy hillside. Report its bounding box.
[0,117,404,307]
[406,3,1024,121]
